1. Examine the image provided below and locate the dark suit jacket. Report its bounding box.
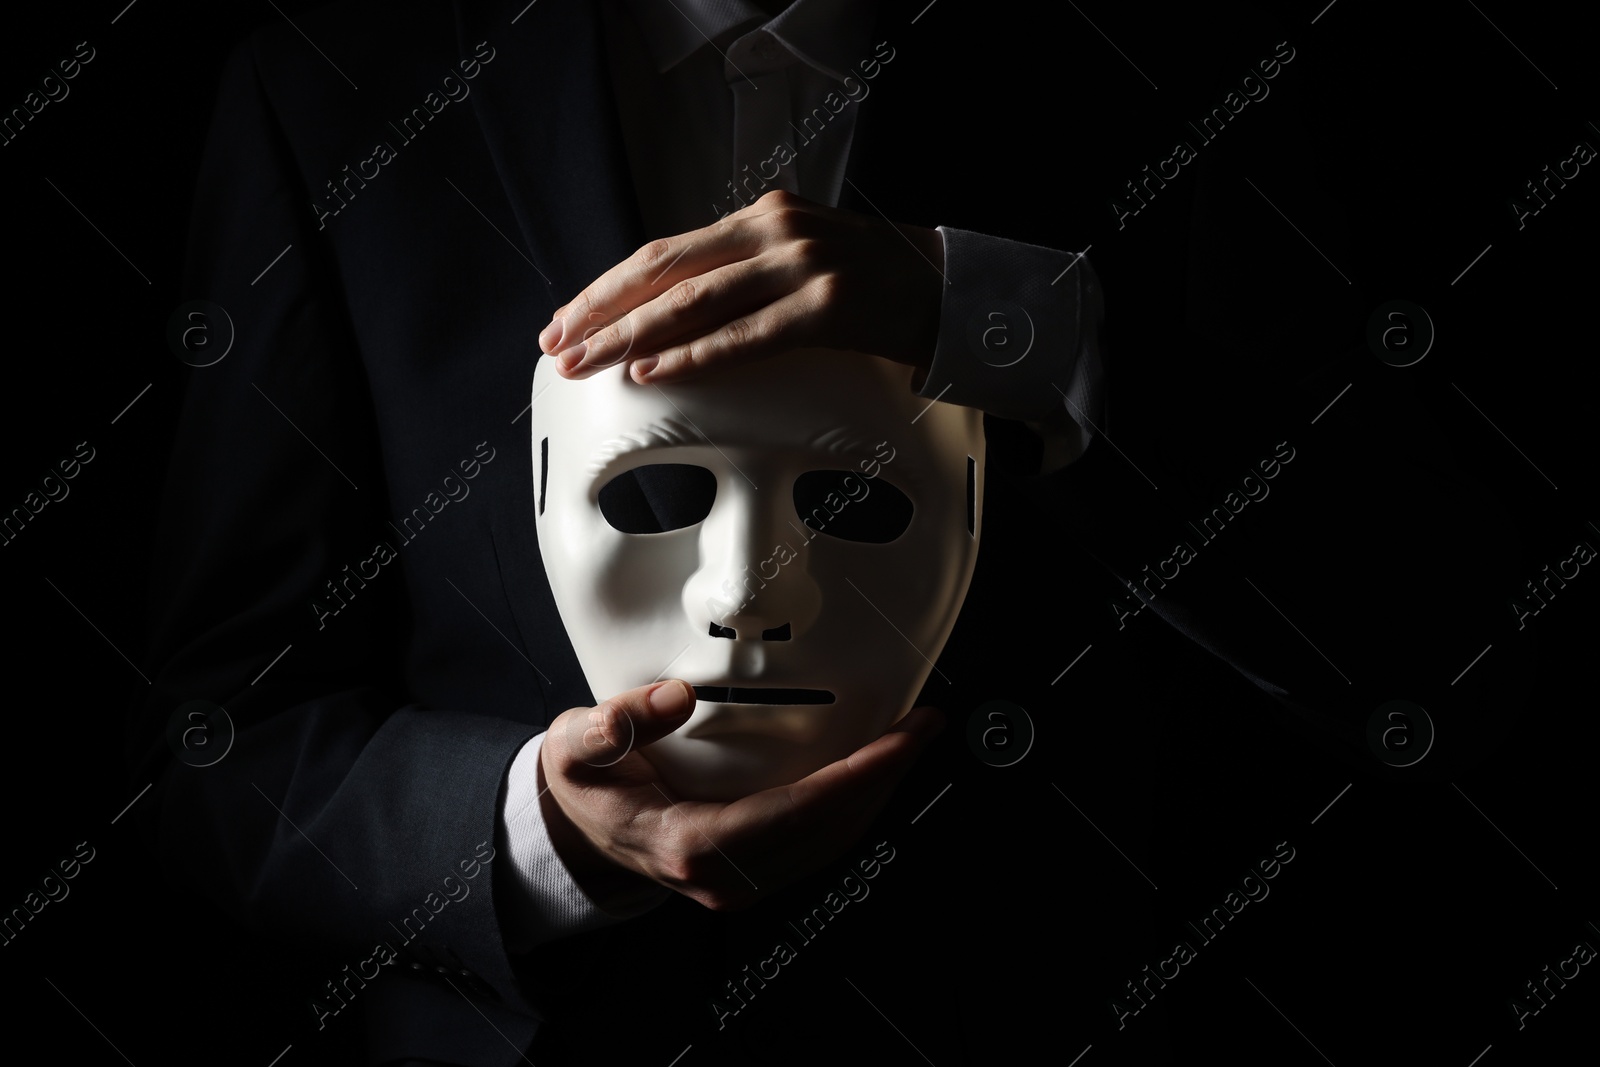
[134,2,1526,1064]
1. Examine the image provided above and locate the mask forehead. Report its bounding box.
[531,349,978,482]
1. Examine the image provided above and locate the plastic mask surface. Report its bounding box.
[531,349,984,800]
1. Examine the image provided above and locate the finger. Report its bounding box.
[542,227,761,359]
[546,679,696,775]
[566,255,802,377]
[716,706,942,836]
[627,286,825,385]
[797,705,943,804]
[540,189,815,358]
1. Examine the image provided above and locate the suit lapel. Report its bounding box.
[454,0,647,305]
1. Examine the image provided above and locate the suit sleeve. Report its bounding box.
[917,228,1104,475]
[131,37,545,1021]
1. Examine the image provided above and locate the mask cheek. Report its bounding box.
[592,529,699,622]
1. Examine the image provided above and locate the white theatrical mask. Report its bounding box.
[531,348,984,801]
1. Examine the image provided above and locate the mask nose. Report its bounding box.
[681,481,821,641]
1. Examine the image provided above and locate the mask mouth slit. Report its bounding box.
[692,686,835,705]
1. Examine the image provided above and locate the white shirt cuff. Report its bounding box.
[499,732,670,953]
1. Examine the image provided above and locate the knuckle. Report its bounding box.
[590,696,627,725]
[722,316,759,351]
[664,278,698,315]
[788,236,822,263]
[679,337,716,371]
[596,322,629,353]
[809,270,844,307]
[757,188,799,210]
[658,846,699,886]
[763,205,805,238]
[634,238,675,272]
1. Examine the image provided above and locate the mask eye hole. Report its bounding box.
[792,470,912,544]
[598,463,717,533]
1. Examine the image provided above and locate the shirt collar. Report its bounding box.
[623,0,878,83]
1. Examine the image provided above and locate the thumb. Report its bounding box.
[619,679,698,746]
[552,679,696,771]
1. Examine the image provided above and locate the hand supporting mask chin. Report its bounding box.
[531,349,984,800]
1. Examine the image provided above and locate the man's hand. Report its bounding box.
[538,678,941,912]
[537,189,945,385]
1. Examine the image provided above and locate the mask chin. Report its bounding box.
[643,701,880,801]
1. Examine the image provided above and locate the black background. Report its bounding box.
[1,2,1595,1064]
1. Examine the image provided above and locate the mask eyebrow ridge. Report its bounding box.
[810,427,885,466]
[589,418,709,478]
[587,422,887,480]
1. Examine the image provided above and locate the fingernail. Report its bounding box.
[539,319,564,353]
[556,341,587,371]
[649,680,692,714]
[631,355,659,381]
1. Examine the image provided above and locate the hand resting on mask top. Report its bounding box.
[537,678,943,911]
[538,189,945,387]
